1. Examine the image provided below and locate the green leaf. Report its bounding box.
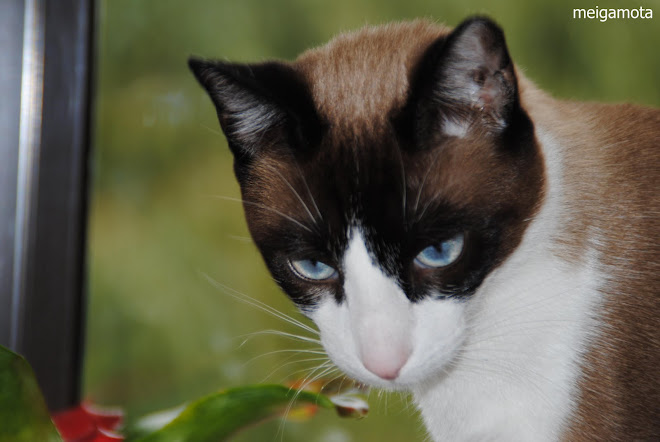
[126,384,352,441]
[0,345,62,442]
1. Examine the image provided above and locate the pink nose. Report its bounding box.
[362,349,410,380]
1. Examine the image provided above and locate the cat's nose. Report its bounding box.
[361,346,410,380]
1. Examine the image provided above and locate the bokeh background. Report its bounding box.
[84,0,660,440]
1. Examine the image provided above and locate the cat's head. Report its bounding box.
[190,17,544,389]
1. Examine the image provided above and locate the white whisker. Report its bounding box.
[292,160,324,221]
[266,164,320,227]
[395,141,408,223]
[211,195,313,233]
[277,362,336,440]
[414,148,442,214]
[259,357,332,383]
[237,329,321,344]
[226,234,252,243]
[243,348,327,367]
[200,272,319,335]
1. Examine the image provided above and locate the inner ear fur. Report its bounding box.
[188,58,323,161]
[434,17,519,129]
[397,16,529,148]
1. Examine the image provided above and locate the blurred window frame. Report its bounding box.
[0,0,95,411]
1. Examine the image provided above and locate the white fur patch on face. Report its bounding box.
[442,118,470,138]
[342,230,412,380]
[309,228,467,389]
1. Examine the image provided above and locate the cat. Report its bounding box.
[189,16,659,441]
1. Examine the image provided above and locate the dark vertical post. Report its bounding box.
[0,0,95,411]
[0,2,26,349]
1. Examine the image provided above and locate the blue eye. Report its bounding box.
[415,233,465,268]
[290,259,337,281]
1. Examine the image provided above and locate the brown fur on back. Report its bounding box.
[521,81,660,440]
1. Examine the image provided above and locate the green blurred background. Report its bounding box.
[84,0,659,440]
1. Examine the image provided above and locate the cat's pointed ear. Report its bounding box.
[188,58,322,160]
[406,17,527,142]
[435,17,519,131]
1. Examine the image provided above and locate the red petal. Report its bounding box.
[82,402,124,431]
[52,406,96,440]
[91,428,124,441]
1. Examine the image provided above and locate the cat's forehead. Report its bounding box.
[295,20,448,136]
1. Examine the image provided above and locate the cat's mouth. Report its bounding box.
[314,294,468,391]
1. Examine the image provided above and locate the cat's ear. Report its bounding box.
[188,58,322,160]
[406,17,527,141]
